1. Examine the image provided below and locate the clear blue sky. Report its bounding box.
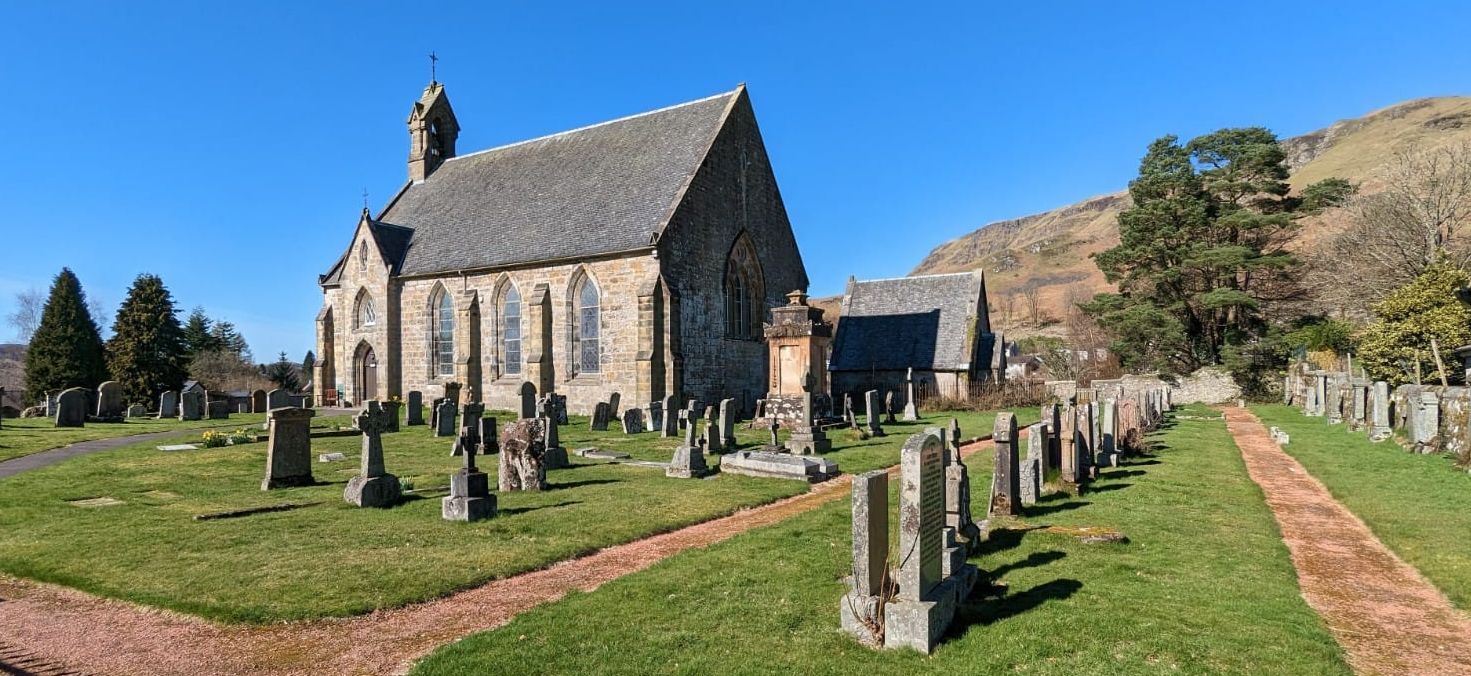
[2,1,1468,358]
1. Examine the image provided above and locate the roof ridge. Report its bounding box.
[856,271,980,284]
[444,88,741,165]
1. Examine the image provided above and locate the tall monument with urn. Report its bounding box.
[763,290,833,423]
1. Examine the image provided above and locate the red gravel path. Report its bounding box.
[1223,406,1471,675]
[0,437,996,676]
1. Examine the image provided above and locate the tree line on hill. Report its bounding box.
[10,268,314,407]
[1079,128,1471,395]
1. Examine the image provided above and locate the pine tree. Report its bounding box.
[211,320,251,362]
[23,268,107,403]
[266,351,301,391]
[107,274,186,405]
[181,307,221,360]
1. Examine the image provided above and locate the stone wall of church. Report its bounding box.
[395,252,661,415]
[319,223,398,406]
[657,90,810,414]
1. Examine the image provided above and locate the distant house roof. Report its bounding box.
[322,87,744,281]
[829,271,990,372]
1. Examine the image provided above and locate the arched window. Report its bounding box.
[724,233,765,339]
[573,277,600,375]
[355,289,377,329]
[358,241,368,272]
[431,287,455,377]
[500,284,522,376]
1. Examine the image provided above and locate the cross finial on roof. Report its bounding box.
[429,51,438,84]
[362,188,369,211]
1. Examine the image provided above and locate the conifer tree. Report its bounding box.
[23,268,107,403]
[266,351,301,391]
[107,274,186,404]
[180,307,221,360]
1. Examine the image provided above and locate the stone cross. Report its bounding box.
[704,406,723,452]
[989,412,1021,517]
[356,402,391,477]
[843,393,855,428]
[262,407,315,490]
[345,401,402,507]
[667,410,708,478]
[945,418,961,464]
[902,367,919,421]
[451,403,483,457]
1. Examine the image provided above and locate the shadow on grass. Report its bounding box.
[976,527,1028,556]
[1119,458,1162,467]
[1100,469,1147,479]
[1026,500,1090,516]
[960,578,1084,629]
[498,500,582,516]
[986,550,1066,579]
[1087,483,1132,494]
[549,478,623,490]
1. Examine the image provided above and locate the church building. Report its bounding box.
[315,81,809,415]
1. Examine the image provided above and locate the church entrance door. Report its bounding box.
[356,345,377,402]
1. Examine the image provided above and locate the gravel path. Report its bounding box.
[0,437,998,676]
[1223,406,1471,675]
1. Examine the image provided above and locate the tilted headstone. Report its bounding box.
[719,398,738,448]
[158,390,178,419]
[406,390,425,425]
[54,387,87,427]
[261,407,316,490]
[622,408,646,434]
[343,401,401,507]
[989,413,1022,517]
[518,382,537,419]
[661,394,678,437]
[178,390,203,421]
[608,392,621,418]
[590,402,611,431]
[864,390,884,437]
[667,412,709,478]
[435,399,458,437]
[443,426,496,522]
[902,367,919,421]
[95,381,123,418]
[267,388,291,411]
[499,419,549,491]
[251,389,268,413]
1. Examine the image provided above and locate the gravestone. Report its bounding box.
[499,419,549,491]
[989,413,1022,517]
[1326,378,1344,425]
[843,393,856,428]
[206,400,230,419]
[250,389,268,413]
[667,414,710,478]
[1413,391,1441,453]
[261,407,316,490]
[885,391,897,424]
[1370,381,1392,440]
[430,397,444,430]
[864,390,884,437]
[902,368,919,421]
[785,370,831,455]
[1059,404,1082,485]
[343,402,402,507]
[590,402,611,431]
[1043,403,1061,470]
[443,382,462,407]
[682,400,702,430]
[179,390,203,421]
[518,382,537,419]
[839,469,889,645]
[1099,399,1118,467]
[1350,383,1368,431]
[622,408,646,434]
[451,403,484,456]
[406,391,425,425]
[719,398,738,448]
[267,388,291,411]
[702,416,723,453]
[540,400,568,469]
[443,427,496,522]
[96,381,123,418]
[478,416,499,455]
[648,401,663,434]
[127,404,146,418]
[549,394,568,425]
[381,400,402,432]
[661,394,678,437]
[435,399,458,437]
[158,390,178,419]
[54,387,87,427]
[1020,423,1045,506]
[608,392,621,418]
[943,418,979,549]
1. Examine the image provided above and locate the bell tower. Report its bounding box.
[406,80,460,183]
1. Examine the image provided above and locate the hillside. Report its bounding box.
[911,96,1471,333]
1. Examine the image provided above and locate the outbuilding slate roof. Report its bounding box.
[372,88,742,277]
[829,271,988,372]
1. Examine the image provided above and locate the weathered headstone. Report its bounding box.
[406,390,425,425]
[885,390,897,424]
[158,390,178,419]
[902,367,919,421]
[343,402,402,507]
[943,418,979,549]
[478,416,499,455]
[179,390,203,421]
[1326,378,1345,425]
[590,402,611,431]
[96,381,123,418]
[843,393,856,428]
[648,401,664,434]
[864,390,884,437]
[54,387,87,427]
[127,404,146,418]
[703,415,724,453]
[443,381,462,407]
[1370,381,1392,440]
[988,413,1022,517]
[435,399,458,437]
[1043,403,1061,470]
[442,427,496,522]
[1021,423,1045,506]
[608,392,621,418]
[622,408,646,434]
[261,407,316,490]
[838,469,889,645]
[250,389,268,414]
[667,414,709,479]
[499,419,549,491]
[207,400,230,419]
[1413,390,1441,453]
[381,399,402,432]
[785,370,831,455]
[719,398,737,448]
[267,388,291,411]
[518,382,537,419]
[661,394,678,437]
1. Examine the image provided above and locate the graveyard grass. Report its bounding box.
[0,414,269,463]
[1252,404,1471,609]
[412,405,1349,675]
[0,407,1029,623]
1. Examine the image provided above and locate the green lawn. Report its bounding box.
[1252,404,1471,609]
[0,413,270,462]
[413,406,1348,675]
[0,407,1029,624]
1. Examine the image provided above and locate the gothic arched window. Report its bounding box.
[500,284,522,376]
[573,277,600,375]
[724,233,765,339]
[355,289,376,329]
[431,287,455,377]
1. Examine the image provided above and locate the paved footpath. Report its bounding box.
[1223,406,1471,676]
[0,436,998,676]
[0,429,217,480]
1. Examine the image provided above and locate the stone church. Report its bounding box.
[315,81,808,414]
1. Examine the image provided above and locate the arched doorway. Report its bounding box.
[355,342,377,403]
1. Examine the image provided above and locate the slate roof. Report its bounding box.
[829,272,987,372]
[366,88,742,277]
